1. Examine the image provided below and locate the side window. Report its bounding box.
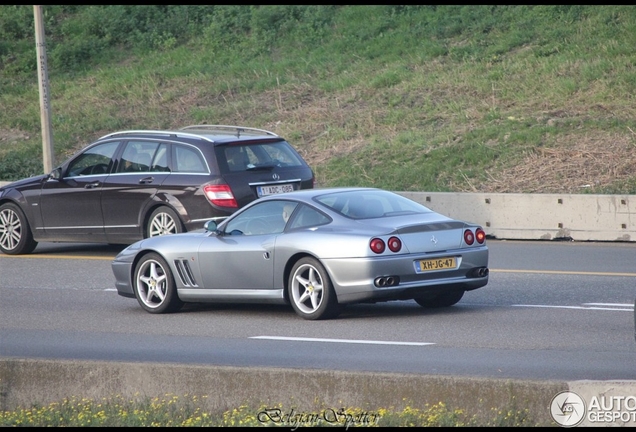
[223,201,297,236]
[174,145,207,173]
[67,141,120,177]
[151,143,170,172]
[289,205,330,229]
[117,140,160,173]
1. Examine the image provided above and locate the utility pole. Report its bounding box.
[33,5,55,173]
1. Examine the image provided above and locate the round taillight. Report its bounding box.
[388,236,402,252]
[370,238,386,254]
[476,228,486,244]
[464,229,475,245]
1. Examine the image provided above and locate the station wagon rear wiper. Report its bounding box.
[246,163,276,171]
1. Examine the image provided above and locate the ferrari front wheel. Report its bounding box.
[133,252,183,314]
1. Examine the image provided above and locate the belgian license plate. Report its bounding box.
[416,257,457,273]
[257,184,294,196]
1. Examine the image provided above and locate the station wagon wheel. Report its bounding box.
[289,257,340,320]
[0,202,37,255]
[147,206,184,238]
[415,290,465,308]
[133,252,183,314]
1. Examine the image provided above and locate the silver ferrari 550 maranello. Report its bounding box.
[112,187,489,320]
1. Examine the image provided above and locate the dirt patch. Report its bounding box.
[0,129,31,145]
[477,130,636,193]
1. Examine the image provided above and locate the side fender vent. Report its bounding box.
[174,259,198,287]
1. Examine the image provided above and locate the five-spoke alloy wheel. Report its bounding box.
[133,252,183,313]
[288,257,340,320]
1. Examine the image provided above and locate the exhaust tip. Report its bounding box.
[471,267,489,278]
[375,276,400,287]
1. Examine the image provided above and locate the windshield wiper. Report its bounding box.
[246,163,276,171]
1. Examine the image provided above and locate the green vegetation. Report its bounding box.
[0,394,543,427]
[1,5,636,193]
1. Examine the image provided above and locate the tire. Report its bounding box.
[415,290,465,308]
[133,252,183,314]
[147,206,184,238]
[0,202,38,255]
[288,257,340,320]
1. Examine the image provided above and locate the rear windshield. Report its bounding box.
[217,141,306,173]
[315,190,432,219]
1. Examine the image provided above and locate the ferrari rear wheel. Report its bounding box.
[147,206,183,238]
[289,257,340,320]
[0,202,37,255]
[133,252,183,314]
[415,290,464,308]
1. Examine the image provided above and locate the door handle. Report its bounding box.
[84,181,100,189]
[139,177,154,184]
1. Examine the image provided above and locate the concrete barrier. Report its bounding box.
[397,191,635,242]
[2,180,635,241]
[0,358,564,425]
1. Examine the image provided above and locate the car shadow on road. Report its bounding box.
[165,301,493,320]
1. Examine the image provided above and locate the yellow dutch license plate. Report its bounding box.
[417,257,456,272]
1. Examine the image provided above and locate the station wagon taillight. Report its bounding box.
[203,184,238,208]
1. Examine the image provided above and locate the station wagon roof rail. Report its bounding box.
[180,125,279,138]
[98,130,216,142]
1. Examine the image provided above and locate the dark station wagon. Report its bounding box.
[0,125,315,255]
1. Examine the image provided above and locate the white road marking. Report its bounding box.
[584,302,633,307]
[250,336,435,346]
[512,304,633,311]
[492,269,636,277]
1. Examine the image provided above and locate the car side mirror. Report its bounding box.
[48,167,62,180]
[204,220,217,232]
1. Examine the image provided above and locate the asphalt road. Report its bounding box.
[1,239,635,381]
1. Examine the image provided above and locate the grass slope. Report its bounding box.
[1,5,635,194]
